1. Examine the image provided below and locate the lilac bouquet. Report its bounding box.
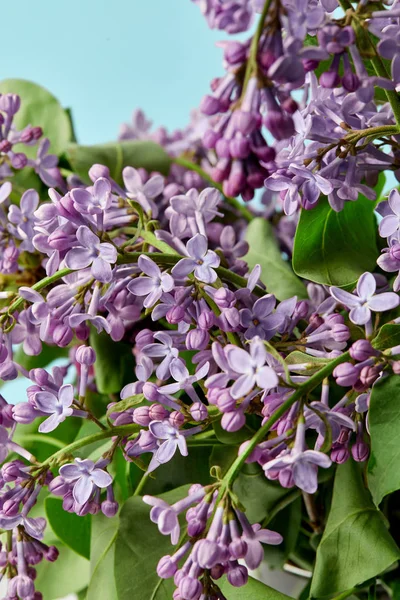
[3,2,400,599]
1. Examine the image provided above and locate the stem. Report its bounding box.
[218,351,350,494]
[133,472,149,496]
[241,0,273,92]
[5,268,73,316]
[36,423,140,469]
[173,157,253,222]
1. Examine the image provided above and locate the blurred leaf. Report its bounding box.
[114,486,190,600]
[372,324,400,352]
[45,497,91,559]
[13,343,68,370]
[106,394,145,416]
[14,416,82,462]
[90,330,135,394]
[87,512,119,600]
[368,375,400,505]
[245,218,307,300]
[0,78,72,157]
[311,460,400,598]
[293,196,379,287]
[219,575,294,599]
[286,351,330,375]
[35,541,90,599]
[66,140,171,185]
[212,418,250,445]
[263,497,302,568]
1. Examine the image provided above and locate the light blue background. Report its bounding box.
[2,0,234,144]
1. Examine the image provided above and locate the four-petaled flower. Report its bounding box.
[60,458,112,505]
[128,255,175,308]
[123,166,164,217]
[33,384,74,433]
[172,234,220,284]
[240,295,285,340]
[65,225,117,283]
[147,420,188,473]
[379,188,400,238]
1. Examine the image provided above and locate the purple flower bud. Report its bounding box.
[216,389,236,413]
[12,402,37,424]
[2,498,20,517]
[224,41,247,64]
[101,500,119,518]
[190,402,208,422]
[210,564,225,580]
[53,323,74,347]
[149,404,169,421]
[198,311,215,330]
[186,329,209,351]
[279,467,295,488]
[44,546,59,562]
[213,287,236,309]
[75,345,96,366]
[8,575,35,599]
[30,368,50,386]
[2,461,23,482]
[133,406,151,426]
[179,576,202,600]
[135,329,154,350]
[202,129,221,149]
[138,430,157,451]
[333,362,359,387]
[88,163,110,180]
[390,244,400,261]
[229,538,248,559]
[187,517,207,536]
[169,411,185,428]
[359,365,380,387]
[49,476,70,496]
[166,306,186,324]
[320,71,341,88]
[157,555,178,579]
[195,539,221,569]
[263,111,295,141]
[200,95,221,116]
[331,323,350,342]
[352,438,370,462]
[342,72,359,92]
[350,340,376,362]
[0,139,12,153]
[227,564,248,587]
[32,126,43,140]
[238,441,262,463]
[11,152,28,169]
[143,382,160,402]
[221,410,245,432]
[215,138,231,159]
[0,93,21,115]
[331,445,349,464]
[0,343,8,364]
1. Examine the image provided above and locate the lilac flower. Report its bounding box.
[226,337,279,399]
[378,189,400,237]
[122,166,164,217]
[159,358,210,394]
[236,510,283,570]
[142,332,179,379]
[71,177,113,215]
[168,187,222,237]
[239,295,285,340]
[65,225,117,283]
[59,458,112,505]
[33,384,74,433]
[330,272,399,325]
[28,138,61,187]
[147,420,188,473]
[263,421,332,493]
[128,255,174,308]
[8,189,39,251]
[172,234,220,284]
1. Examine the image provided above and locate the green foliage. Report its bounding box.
[368,375,400,505]
[293,196,379,287]
[213,417,250,445]
[35,541,90,599]
[45,497,91,559]
[286,351,330,375]
[371,324,400,351]
[13,343,68,370]
[66,140,171,185]
[0,78,73,157]
[89,330,135,394]
[87,512,119,600]
[219,575,294,599]
[244,217,307,300]
[263,497,302,568]
[311,460,400,598]
[114,486,190,600]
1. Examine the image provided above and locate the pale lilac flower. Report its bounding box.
[0,513,46,540]
[33,384,74,433]
[379,189,400,237]
[168,188,222,237]
[59,458,112,505]
[147,420,188,473]
[71,177,113,215]
[263,421,331,493]
[8,189,39,250]
[65,225,117,283]
[236,510,283,570]
[226,337,279,399]
[172,234,220,284]
[142,332,179,380]
[128,255,174,308]
[330,272,399,325]
[239,295,285,340]
[159,358,210,394]
[123,166,164,217]
[29,138,61,187]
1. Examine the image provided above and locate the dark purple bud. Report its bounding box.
[0,344,8,363]
[101,500,119,518]
[190,402,208,422]
[203,129,221,149]
[187,517,206,536]
[342,72,360,92]
[0,139,12,153]
[20,128,34,143]
[294,300,309,319]
[210,564,225,580]
[281,97,299,115]
[229,538,248,559]
[53,323,73,347]
[215,138,231,159]
[2,498,20,517]
[333,362,359,387]
[30,368,49,386]
[331,445,349,464]
[227,564,248,587]
[200,95,220,116]
[320,70,341,88]
[352,439,369,462]
[2,462,23,482]
[31,126,43,140]
[44,545,59,562]
[359,365,380,387]
[11,152,28,169]
[230,137,250,159]
[169,411,185,428]
[133,406,151,426]
[76,345,96,366]
[149,403,169,421]
[224,41,247,64]
[263,111,295,141]
[303,58,320,72]
[350,340,376,362]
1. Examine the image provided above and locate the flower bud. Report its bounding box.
[169,411,185,428]
[221,410,245,432]
[157,555,178,579]
[185,329,209,351]
[12,402,37,424]
[149,404,168,421]
[88,164,110,181]
[333,362,358,387]
[53,323,73,347]
[352,439,370,462]
[49,476,70,496]
[190,402,207,422]
[331,445,349,464]
[133,406,151,426]
[101,500,119,518]
[166,306,186,324]
[359,365,380,387]
[350,339,376,362]
[227,564,248,587]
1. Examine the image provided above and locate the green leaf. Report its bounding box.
[286,351,330,375]
[293,196,379,287]
[311,460,400,598]
[0,79,72,158]
[114,486,190,600]
[371,324,400,351]
[87,512,119,600]
[244,218,307,300]
[213,418,250,445]
[89,330,135,394]
[219,575,294,599]
[14,415,82,462]
[368,376,400,505]
[45,497,91,559]
[106,394,145,417]
[263,497,302,568]
[13,343,68,370]
[35,541,90,599]
[66,140,171,185]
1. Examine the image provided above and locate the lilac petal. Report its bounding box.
[160,273,175,292]
[94,177,111,199]
[39,413,62,433]
[150,420,171,439]
[73,476,94,504]
[356,272,376,300]
[171,258,196,279]
[293,461,318,493]
[159,382,181,394]
[253,295,275,318]
[138,255,161,278]
[19,287,43,303]
[128,277,156,296]
[368,292,400,312]
[177,436,188,456]
[143,287,162,308]
[24,517,46,540]
[170,359,189,382]
[59,464,82,480]
[231,373,255,399]
[187,234,207,260]
[99,243,117,264]
[303,450,332,468]
[250,340,267,367]
[256,366,279,390]
[245,540,264,570]
[388,189,400,216]
[349,305,371,325]
[34,391,57,413]
[226,347,252,374]
[71,188,92,209]
[21,189,39,215]
[92,257,112,283]
[142,343,168,357]
[194,264,217,284]
[377,252,400,272]
[255,529,283,545]
[330,287,359,308]
[158,509,179,536]
[0,181,11,204]
[91,468,113,488]
[143,175,164,198]
[156,439,177,463]
[65,248,93,270]
[76,225,99,249]
[142,495,168,508]
[379,215,399,238]
[123,166,142,192]
[59,384,73,407]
